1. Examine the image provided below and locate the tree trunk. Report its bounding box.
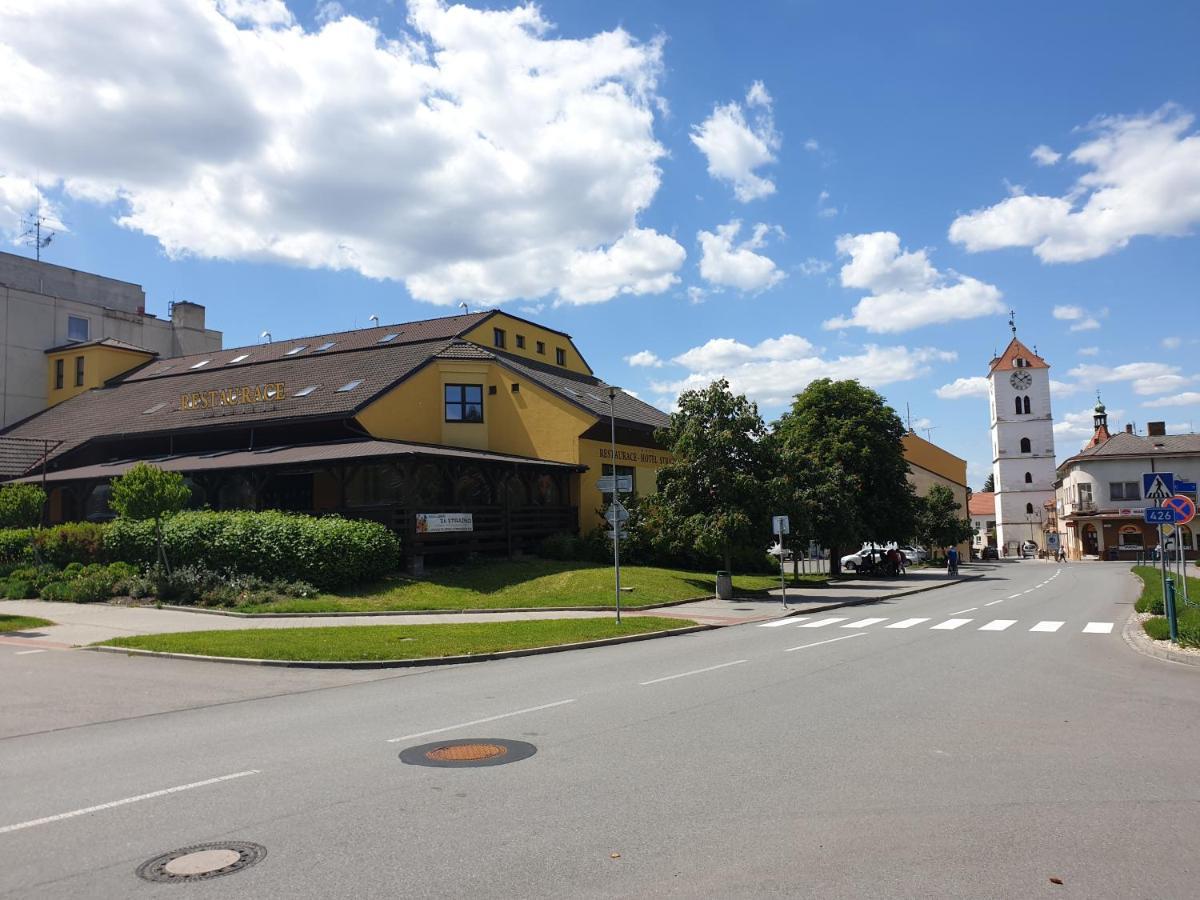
[155,518,172,575]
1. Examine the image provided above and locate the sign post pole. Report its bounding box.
[608,389,621,625]
[772,515,790,608]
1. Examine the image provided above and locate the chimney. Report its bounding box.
[1148,421,1167,437]
[170,300,206,331]
[1125,423,1133,434]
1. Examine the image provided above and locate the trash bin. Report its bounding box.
[1107,547,1119,561]
[715,570,733,600]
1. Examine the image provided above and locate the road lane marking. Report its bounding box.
[842,617,887,629]
[985,599,1005,606]
[386,699,577,742]
[1083,622,1114,634]
[797,617,847,628]
[784,633,867,652]
[931,618,972,630]
[886,618,930,629]
[758,618,802,627]
[950,608,978,615]
[639,660,747,686]
[0,771,259,836]
[1007,594,1022,599]
[14,649,46,655]
[978,620,1016,631]
[1030,621,1064,633]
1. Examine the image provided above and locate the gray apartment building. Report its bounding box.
[0,252,222,427]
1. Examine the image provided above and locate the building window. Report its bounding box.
[1078,483,1093,506]
[493,328,506,349]
[1119,526,1144,548]
[74,356,85,387]
[1025,502,1034,514]
[445,384,484,422]
[1019,437,1031,453]
[54,358,64,390]
[67,315,89,342]
[1025,472,1033,484]
[536,340,545,355]
[555,347,566,366]
[1014,396,1022,415]
[516,334,525,349]
[1022,396,1031,414]
[1110,481,1140,501]
[1014,357,1027,368]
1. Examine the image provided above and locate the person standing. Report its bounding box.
[946,545,959,576]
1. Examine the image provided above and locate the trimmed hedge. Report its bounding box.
[0,529,31,565]
[31,522,106,567]
[104,510,399,590]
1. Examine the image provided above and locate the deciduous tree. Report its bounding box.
[110,463,191,572]
[915,484,975,557]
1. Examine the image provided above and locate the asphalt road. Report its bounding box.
[1,561,1197,898]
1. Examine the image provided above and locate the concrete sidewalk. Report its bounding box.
[0,567,989,647]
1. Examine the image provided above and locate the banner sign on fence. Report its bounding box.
[416,513,474,533]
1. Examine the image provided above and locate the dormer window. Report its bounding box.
[1014,357,1027,368]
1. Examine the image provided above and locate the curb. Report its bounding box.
[84,623,714,669]
[739,571,987,624]
[155,595,709,619]
[1121,610,1200,668]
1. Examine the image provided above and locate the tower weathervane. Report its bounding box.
[1009,310,1017,337]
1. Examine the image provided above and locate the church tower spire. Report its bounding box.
[1088,393,1111,447]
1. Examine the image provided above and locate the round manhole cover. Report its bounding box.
[136,841,266,883]
[400,738,536,768]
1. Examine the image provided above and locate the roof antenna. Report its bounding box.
[1008,309,1017,337]
[459,301,469,315]
[260,330,272,344]
[369,314,379,327]
[20,206,55,261]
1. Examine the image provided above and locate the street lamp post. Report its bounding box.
[607,386,622,624]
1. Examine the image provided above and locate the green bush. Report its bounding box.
[2,578,36,599]
[39,581,72,602]
[105,511,399,590]
[31,523,107,568]
[1143,607,1200,648]
[0,529,32,565]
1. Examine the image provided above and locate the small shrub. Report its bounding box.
[3,578,36,599]
[0,529,32,565]
[63,562,85,578]
[32,522,107,568]
[39,581,73,602]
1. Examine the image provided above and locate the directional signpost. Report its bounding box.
[1144,472,1179,642]
[772,515,790,607]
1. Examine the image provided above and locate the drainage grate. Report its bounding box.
[136,841,267,883]
[400,738,537,768]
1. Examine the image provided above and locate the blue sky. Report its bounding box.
[2,0,1199,488]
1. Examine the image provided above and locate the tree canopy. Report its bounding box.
[0,483,46,531]
[650,379,775,572]
[981,472,995,493]
[110,463,191,572]
[915,484,975,553]
[774,379,916,572]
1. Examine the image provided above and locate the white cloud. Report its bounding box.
[817,190,837,217]
[559,228,685,305]
[697,220,785,292]
[1049,379,1080,396]
[1031,144,1061,166]
[1051,303,1104,331]
[798,257,831,276]
[625,350,663,368]
[690,81,780,202]
[911,416,933,430]
[0,0,682,306]
[656,335,955,408]
[1163,336,1183,349]
[1055,405,1125,443]
[1078,346,1100,356]
[1144,392,1200,408]
[1068,361,1192,396]
[950,105,1200,262]
[804,138,820,152]
[823,231,1005,333]
[1052,304,1085,320]
[935,376,989,399]
[686,285,706,304]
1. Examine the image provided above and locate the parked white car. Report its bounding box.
[898,545,928,563]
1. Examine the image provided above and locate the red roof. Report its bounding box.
[988,337,1049,374]
[968,492,996,516]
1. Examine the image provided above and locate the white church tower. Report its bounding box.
[987,314,1057,554]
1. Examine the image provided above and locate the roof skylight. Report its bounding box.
[285,345,308,356]
[142,402,167,415]
[335,379,363,393]
[229,353,250,364]
[190,359,210,369]
[314,341,336,352]
[377,333,400,344]
[295,385,318,397]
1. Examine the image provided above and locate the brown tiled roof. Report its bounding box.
[123,312,494,382]
[10,438,582,484]
[2,338,453,461]
[1060,430,1200,470]
[968,492,995,516]
[44,337,158,356]
[988,337,1049,373]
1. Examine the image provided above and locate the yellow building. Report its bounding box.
[902,431,971,556]
[2,311,672,566]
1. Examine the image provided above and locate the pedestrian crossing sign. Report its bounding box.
[1143,472,1174,501]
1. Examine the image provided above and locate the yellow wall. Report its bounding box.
[46,345,155,407]
[461,312,592,375]
[354,362,444,445]
[902,432,970,555]
[576,438,673,532]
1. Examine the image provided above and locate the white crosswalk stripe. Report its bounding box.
[931,618,972,630]
[758,618,801,627]
[842,617,888,629]
[1083,622,1114,634]
[798,617,847,628]
[1030,621,1064,633]
[886,618,930,629]
[978,620,1016,631]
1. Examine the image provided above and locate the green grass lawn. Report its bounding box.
[231,559,830,614]
[1132,565,1200,647]
[98,616,698,662]
[0,614,53,633]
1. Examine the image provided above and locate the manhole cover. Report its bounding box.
[136,841,266,883]
[400,738,537,768]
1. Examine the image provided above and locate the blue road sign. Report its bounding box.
[1175,481,1197,494]
[1144,507,1178,525]
[1143,472,1175,501]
